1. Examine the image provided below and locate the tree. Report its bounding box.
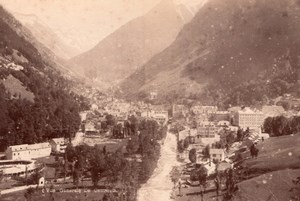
[273,116,289,136]
[106,114,115,127]
[126,135,140,154]
[226,132,235,147]
[197,165,208,186]
[183,137,190,149]
[202,145,210,159]
[24,187,35,201]
[237,128,243,141]
[90,147,107,187]
[224,168,236,200]
[189,148,197,163]
[263,117,274,134]
[72,160,81,188]
[191,164,208,199]
[177,140,184,153]
[250,144,259,158]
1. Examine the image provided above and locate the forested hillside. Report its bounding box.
[0,6,89,151]
[121,0,300,108]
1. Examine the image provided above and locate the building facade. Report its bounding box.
[49,138,67,154]
[213,111,230,122]
[210,148,225,162]
[197,122,218,138]
[5,143,51,160]
[233,108,264,129]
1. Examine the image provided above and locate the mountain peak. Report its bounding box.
[69,0,184,84]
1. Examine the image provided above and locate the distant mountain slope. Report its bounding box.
[14,13,80,59]
[69,0,191,82]
[121,0,300,105]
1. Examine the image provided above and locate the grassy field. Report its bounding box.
[232,134,300,201]
[233,169,300,201]
[241,134,300,172]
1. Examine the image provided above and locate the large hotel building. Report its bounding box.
[233,108,264,130]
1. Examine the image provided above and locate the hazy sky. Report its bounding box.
[0,0,206,52]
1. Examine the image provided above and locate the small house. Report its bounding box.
[49,138,67,153]
[210,148,226,163]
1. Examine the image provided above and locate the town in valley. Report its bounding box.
[0,0,299,201]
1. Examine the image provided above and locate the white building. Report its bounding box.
[79,111,89,122]
[172,104,189,117]
[196,121,220,145]
[210,148,226,162]
[140,107,168,124]
[152,110,168,124]
[141,109,152,118]
[213,111,230,122]
[49,138,67,154]
[197,122,218,138]
[91,104,99,111]
[5,143,51,160]
[191,106,218,115]
[0,160,38,178]
[85,121,96,132]
[233,107,264,130]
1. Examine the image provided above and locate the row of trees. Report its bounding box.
[64,144,138,201]
[264,116,300,137]
[63,119,167,200]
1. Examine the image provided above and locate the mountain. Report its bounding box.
[121,0,300,105]
[0,6,88,150]
[13,13,80,59]
[69,0,194,83]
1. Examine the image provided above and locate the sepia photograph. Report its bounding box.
[0,0,299,200]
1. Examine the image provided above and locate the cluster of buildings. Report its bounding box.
[176,104,288,170]
[80,98,170,137]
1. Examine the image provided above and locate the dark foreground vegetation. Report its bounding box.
[45,119,167,201]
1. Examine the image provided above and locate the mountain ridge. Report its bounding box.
[13,12,80,59]
[121,0,300,105]
[68,0,195,84]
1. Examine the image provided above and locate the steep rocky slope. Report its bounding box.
[121,0,300,105]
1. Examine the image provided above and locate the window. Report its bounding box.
[212,154,217,157]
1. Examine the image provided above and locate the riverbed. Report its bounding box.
[137,131,178,201]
